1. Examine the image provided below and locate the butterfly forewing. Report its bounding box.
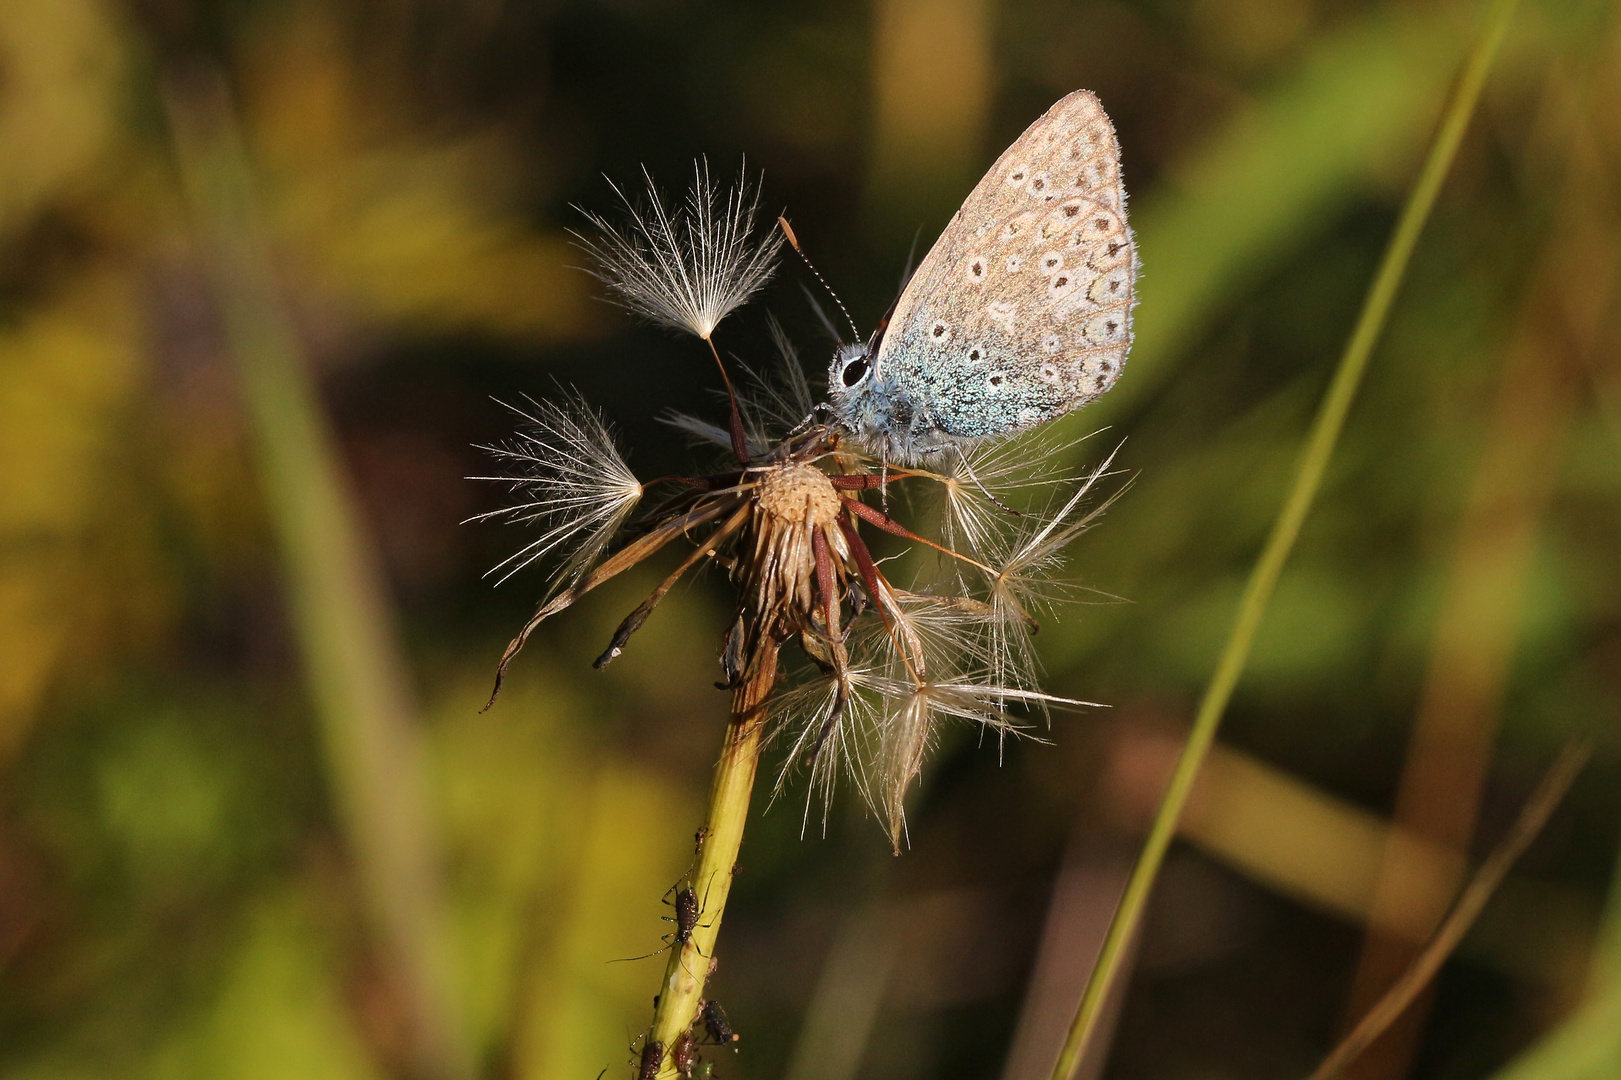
[874,90,1136,445]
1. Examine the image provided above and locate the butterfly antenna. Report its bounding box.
[779,216,861,341]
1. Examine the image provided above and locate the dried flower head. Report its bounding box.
[477,168,1114,850]
[573,159,781,340]
[477,384,1109,847]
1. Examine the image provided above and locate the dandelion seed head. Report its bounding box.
[743,461,847,642]
[476,251,1116,850]
[754,462,842,525]
[469,393,643,593]
[572,159,780,340]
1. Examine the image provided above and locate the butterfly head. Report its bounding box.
[827,340,943,461]
[826,341,880,434]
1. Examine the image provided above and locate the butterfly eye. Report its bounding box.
[841,357,871,387]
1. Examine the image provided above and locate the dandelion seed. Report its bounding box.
[861,588,988,682]
[982,446,1127,690]
[772,607,1098,850]
[469,393,643,592]
[878,686,931,849]
[767,665,884,836]
[662,411,742,454]
[573,159,781,340]
[916,427,1104,561]
[735,315,817,435]
[665,320,818,458]
[867,678,1086,851]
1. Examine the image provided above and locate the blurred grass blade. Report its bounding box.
[1308,743,1589,1080]
[867,0,993,230]
[1493,751,1621,1079]
[1048,1,1523,1077]
[1493,988,1621,1080]
[1594,836,1621,1000]
[1092,2,1527,426]
[1495,814,1621,1080]
[1339,36,1621,1067]
[784,862,899,1080]
[164,66,471,1080]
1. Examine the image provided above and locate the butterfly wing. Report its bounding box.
[873,89,1136,451]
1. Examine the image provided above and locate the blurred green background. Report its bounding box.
[2,1,1619,1079]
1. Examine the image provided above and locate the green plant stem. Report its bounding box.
[164,66,470,1080]
[1048,2,1522,1077]
[648,641,780,1075]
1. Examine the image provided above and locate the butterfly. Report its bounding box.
[827,90,1136,464]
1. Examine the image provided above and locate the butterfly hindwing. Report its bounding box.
[868,90,1136,452]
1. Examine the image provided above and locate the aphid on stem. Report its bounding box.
[637,1040,665,1080]
[612,879,716,967]
[670,1029,701,1078]
[699,998,739,1049]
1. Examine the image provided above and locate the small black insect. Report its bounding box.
[613,882,709,964]
[673,887,700,942]
[700,998,739,1048]
[717,616,745,688]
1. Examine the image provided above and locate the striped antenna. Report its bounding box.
[778,217,861,341]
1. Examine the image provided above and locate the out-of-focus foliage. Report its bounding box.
[2,1,1620,1079]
